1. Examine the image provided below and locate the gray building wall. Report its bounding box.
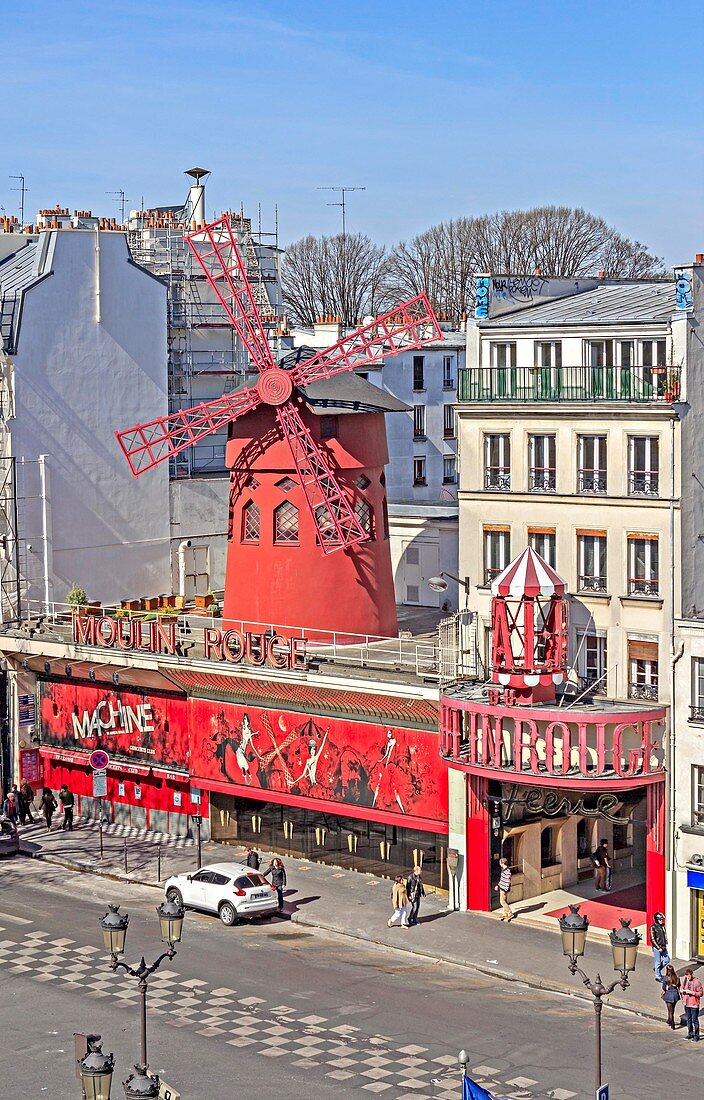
[9,230,171,604]
[676,260,704,617]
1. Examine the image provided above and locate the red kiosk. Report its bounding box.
[440,548,666,933]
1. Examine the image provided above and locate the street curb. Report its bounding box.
[24,847,665,1026]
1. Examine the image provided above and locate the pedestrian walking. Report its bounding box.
[387,875,409,928]
[2,790,19,827]
[406,866,425,926]
[592,839,610,891]
[264,857,287,912]
[650,912,670,982]
[20,780,36,824]
[13,783,29,825]
[245,846,261,871]
[661,964,681,1029]
[681,968,703,1041]
[39,787,57,831]
[495,857,514,921]
[59,784,75,830]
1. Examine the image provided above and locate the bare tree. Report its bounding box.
[281,233,387,327]
[384,206,665,322]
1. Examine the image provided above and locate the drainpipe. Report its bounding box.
[38,454,52,612]
[667,413,679,942]
[177,540,192,599]
[94,224,101,323]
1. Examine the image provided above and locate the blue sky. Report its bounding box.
[2,1,702,265]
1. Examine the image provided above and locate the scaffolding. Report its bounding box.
[127,198,283,479]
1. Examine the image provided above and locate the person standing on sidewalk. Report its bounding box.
[245,846,261,871]
[387,876,409,928]
[681,968,703,1041]
[406,866,425,926]
[495,857,514,921]
[2,790,19,828]
[660,965,681,1029]
[39,788,57,831]
[20,780,36,824]
[59,784,75,831]
[264,857,287,912]
[650,912,670,982]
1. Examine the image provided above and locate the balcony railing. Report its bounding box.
[577,470,607,494]
[485,468,511,491]
[629,682,659,701]
[458,366,681,403]
[628,578,660,597]
[578,576,608,594]
[529,470,556,492]
[689,705,704,723]
[629,472,660,496]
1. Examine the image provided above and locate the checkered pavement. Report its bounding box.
[0,923,576,1098]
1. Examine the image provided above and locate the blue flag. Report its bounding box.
[463,1075,496,1100]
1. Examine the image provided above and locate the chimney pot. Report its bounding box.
[597,270,606,278]
[695,253,704,263]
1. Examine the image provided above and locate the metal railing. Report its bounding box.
[577,470,607,494]
[485,468,511,491]
[458,365,681,403]
[689,705,704,723]
[629,473,660,496]
[627,579,660,597]
[529,470,556,492]
[577,576,608,594]
[8,600,441,682]
[628,682,659,701]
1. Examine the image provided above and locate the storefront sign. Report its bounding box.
[441,702,665,781]
[501,783,622,824]
[92,770,108,797]
[19,749,40,784]
[74,700,155,740]
[72,614,308,671]
[18,694,36,726]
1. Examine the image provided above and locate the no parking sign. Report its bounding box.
[88,749,110,771]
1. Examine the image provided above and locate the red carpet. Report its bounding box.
[546,884,646,929]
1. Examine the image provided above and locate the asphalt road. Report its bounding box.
[0,857,700,1100]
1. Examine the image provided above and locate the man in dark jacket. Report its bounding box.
[650,912,669,982]
[406,866,425,926]
[59,784,75,831]
[245,847,261,871]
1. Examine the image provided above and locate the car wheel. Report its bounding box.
[219,902,237,926]
[166,887,183,907]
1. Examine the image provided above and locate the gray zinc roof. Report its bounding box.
[300,372,409,414]
[0,236,55,352]
[481,281,675,327]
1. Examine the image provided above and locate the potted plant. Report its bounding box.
[664,369,680,402]
[66,583,88,614]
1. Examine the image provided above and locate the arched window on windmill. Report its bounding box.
[274,501,299,544]
[314,504,339,545]
[241,500,260,544]
[354,498,373,539]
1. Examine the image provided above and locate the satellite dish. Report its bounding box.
[428,576,448,593]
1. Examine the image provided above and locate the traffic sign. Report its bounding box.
[88,749,110,770]
[597,1085,609,1100]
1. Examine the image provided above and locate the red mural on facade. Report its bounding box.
[38,683,447,827]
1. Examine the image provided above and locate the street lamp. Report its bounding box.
[123,1064,160,1099]
[79,1036,115,1100]
[458,1048,468,1083]
[556,904,641,1094]
[428,572,471,605]
[99,899,185,1070]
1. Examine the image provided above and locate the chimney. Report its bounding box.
[695,253,704,263]
[185,167,210,227]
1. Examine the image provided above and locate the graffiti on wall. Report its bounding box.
[675,270,693,311]
[491,276,548,303]
[474,276,490,318]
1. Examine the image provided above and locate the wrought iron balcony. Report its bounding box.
[458,366,681,403]
[580,674,608,696]
[629,682,659,701]
[689,705,704,723]
[485,468,511,491]
[577,470,607,494]
[578,576,608,594]
[529,470,556,492]
[629,473,660,496]
[628,578,660,597]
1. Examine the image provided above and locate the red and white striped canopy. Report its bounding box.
[491,546,567,598]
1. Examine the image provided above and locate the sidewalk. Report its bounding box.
[17,817,697,1025]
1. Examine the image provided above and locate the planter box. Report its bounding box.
[194,594,215,608]
[141,597,160,611]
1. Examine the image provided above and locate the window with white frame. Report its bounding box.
[692,765,704,826]
[485,434,511,490]
[413,405,426,438]
[576,632,607,694]
[691,658,704,721]
[577,435,607,494]
[443,456,457,484]
[628,535,659,596]
[443,405,455,438]
[535,341,562,369]
[413,356,425,391]
[413,457,426,485]
[443,355,454,388]
[492,342,517,369]
[629,436,659,496]
[628,639,659,700]
[528,434,556,492]
[577,531,607,592]
[528,528,556,568]
[484,527,510,585]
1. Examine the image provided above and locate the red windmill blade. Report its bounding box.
[115,214,443,553]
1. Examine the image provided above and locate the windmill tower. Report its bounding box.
[116,215,442,638]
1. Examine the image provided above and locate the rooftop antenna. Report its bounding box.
[10,175,28,226]
[317,186,365,238]
[106,189,129,223]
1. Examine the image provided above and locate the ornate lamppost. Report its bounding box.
[557,903,641,1094]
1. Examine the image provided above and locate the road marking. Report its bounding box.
[0,911,32,925]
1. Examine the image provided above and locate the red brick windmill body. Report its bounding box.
[116,215,442,637]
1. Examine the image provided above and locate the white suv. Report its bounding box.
[164,861,279,926]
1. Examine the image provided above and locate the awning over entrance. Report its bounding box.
[164,669,439,728]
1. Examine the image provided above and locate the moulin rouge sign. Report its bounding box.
[73,614,308,671]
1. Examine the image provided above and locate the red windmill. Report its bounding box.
[116,214,442,638]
